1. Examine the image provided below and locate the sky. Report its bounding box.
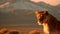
[30,0,60,6]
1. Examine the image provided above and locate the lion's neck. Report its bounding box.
[43,23,49,34]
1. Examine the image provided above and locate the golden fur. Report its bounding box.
[35,10,60,34]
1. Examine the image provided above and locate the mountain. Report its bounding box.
[0,9,35,24]
[36,2,60,12]
[0,0,60,28]
[0,9,43,28]
[0,0,47,13]
[0,0,44,28]
[53,5,60,11]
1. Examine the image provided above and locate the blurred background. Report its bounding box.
[0,0,60,28]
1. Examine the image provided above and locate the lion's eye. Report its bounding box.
[42,14,44,17]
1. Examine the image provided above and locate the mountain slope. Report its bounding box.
[0,0,47,13]
[0,0,60,25]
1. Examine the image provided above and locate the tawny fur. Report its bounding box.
[35,10,60,34]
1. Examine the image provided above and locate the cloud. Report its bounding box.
[30,0,60,6]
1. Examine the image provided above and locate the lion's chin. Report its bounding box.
[37,21,42,25]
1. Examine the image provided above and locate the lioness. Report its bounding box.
[35,10,60,34]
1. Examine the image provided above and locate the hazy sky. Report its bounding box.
[30,0,60,6]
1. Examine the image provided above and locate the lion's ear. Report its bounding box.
[44,10,48,15]
[35,10,39,14]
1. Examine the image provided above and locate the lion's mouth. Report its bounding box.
[37,21,43,25]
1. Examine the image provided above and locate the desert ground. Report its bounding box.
[0,28,44,34]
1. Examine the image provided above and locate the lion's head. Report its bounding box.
[35,10,56,25]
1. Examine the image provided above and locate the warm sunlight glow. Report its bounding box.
[30,0,60,6]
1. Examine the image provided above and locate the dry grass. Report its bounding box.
[0,28,44,34]
[29,30,40,34]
